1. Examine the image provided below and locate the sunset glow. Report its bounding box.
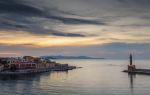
[0,0,150,58]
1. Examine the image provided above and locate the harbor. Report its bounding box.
[123,54,150,75]
[0,56,77,75]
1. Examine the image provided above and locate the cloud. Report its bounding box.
[0,0,108,38]
[0,0,150,57]
[0,0,43,16]
[47,15,106,25]
[1,42,150,59]
[0,0,150,39]
[0,20,85,37]
[0,0,103,25]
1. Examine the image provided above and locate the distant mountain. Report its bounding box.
[40,56,105,59]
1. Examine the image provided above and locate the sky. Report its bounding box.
[0,0,150,59]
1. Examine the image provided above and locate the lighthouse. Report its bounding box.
[128,54,136,72]
[130,54,132,65]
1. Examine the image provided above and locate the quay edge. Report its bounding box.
[0,56,79,75]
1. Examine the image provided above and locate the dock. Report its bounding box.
[123,54,150,75]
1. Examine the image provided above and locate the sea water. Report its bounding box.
[0,59,150,95]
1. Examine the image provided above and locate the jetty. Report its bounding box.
[123,54,150,75]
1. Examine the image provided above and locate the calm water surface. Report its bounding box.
[0,59,150,95]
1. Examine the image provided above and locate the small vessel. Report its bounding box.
[123,54,150,75]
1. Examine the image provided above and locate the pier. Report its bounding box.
[123,54,150,75]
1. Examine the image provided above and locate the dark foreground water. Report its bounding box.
[0,59,150,95]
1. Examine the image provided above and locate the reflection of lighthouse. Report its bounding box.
[128,54,136,72]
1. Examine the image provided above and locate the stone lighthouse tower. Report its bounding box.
[128,54,136,72]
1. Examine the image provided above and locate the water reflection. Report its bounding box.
[0,73,48,80]
[0,71,69,81]
[0,59,150,95]
[128,73,136,95]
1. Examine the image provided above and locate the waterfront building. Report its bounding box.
[0,56,57,71]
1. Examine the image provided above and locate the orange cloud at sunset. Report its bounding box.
[0,30,108,47]
[1,29,150,48]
